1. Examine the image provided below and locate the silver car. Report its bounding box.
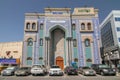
[15,67,31,76]
[1,66,18,76]
[31,65,47,76]
[79,66,96,76]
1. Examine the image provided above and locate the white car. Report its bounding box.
[31,65,47,76]
[49,65,63,76]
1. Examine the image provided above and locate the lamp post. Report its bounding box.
[108,52,113,68]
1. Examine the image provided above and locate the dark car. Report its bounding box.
[64,66,78,75]
[91,64,116,76]
[78,66,96,76]
[15,67,31,76]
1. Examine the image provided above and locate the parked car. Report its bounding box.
[15,67,31,76]
[1,66,19,76]
[91,64,116,76]
[78,66,96,76]
[64,66,78,75]
[31,64,47,76]
[0,66,8,75]
[49,65,63,76]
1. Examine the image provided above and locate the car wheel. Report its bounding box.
[42,73,45,76]
[83,74,86,76]
[1,74,4,76]
[67,72,69,75]
[100,72,104,76]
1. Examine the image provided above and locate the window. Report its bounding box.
[86,58,92,62]
[40,23,43,30]
[117,27,120,31]
[27,57,32,60]
[87,23,91,30]
[26,23,30,29]
[32,23,36,30]
[81,23,85,30]
[118,38,120,42]
[115,17,120,21]
[72,24,76,30]
[73,39,77,47]
[84,39,90,47]
[39,38,43,46]
[27,38,33,46]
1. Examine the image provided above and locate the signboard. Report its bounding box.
[78,9,90,13]
[0,59,16,64]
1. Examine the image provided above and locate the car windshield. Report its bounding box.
[99,65,110,68]
[69,66,74,69]
[51,66,60,68]
[82,67,90,69]
[6,67,15,70]
[32,65,41,68]
[19,67,29,70]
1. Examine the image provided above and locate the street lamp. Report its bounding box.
[108,52,113,68]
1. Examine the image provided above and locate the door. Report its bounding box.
[56,56,64,70]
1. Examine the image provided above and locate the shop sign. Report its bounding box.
[0,59,16,64]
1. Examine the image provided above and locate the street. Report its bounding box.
[0,74,120,80]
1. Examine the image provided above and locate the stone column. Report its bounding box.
[69,39,72,63]
[33,42,36,65]
[48,39,50,67]
[45,39,47,66]
[66,40,69,66]
[68,39,70,66]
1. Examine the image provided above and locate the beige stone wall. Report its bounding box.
[54,29,65,56]
[0,41,23,59]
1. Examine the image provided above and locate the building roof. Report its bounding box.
[100,10,120,29]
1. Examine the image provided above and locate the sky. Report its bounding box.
[0,0,120,42]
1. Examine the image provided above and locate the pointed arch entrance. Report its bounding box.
[49,25,65,69]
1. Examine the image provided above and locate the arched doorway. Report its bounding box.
[49,27,65,69]
[56,56,64,70]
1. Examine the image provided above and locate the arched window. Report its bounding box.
[26,23,30,29]
[40,23,43,30]
[73,39,77,47]
[39,38,43,46]
[27,38,33,46]
[81,23,85,30]
[27,57,32,60]
[87,23,91,30]
[84,39,90,47]
[72,24,76,30]
[32,23,36,30]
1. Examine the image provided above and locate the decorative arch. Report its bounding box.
[81,23,85,30]
[26,23,30,29]
[40,23,44,30]
[72,23,76,30]
[87,23,91,30]
[32,23,36,30]
[84,38,90,47]
[27,38,33,46]
[24,35,36,42]
[49,24,66,38]
[81,36,93,43]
